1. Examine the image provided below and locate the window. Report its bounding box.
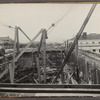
[92,42,95,44]
[86,42,88,44]
[98,42,100,44]
[99,49,100,53]
[93,49,96,52]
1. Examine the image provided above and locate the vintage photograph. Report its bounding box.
[0,3,100,97]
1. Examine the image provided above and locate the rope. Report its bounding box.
[0,23,14,29]
[55,5,74,25]
[47,5,74,35]
[47,5,79,35]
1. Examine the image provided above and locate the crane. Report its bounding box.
[52,4,97,83]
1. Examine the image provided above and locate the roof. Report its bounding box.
[70,33,100,40]
[86,33,100,39]
[0,37,14,42]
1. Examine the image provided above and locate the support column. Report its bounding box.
[42,29,47,83]
[65,40,69,55]
[94,62,97,84]
[84,59,88,84]
[75,35,79,83]
[36,57,41,83]
[96,69,98,84]
[16,27,20,53]
[67,40,69,50]
[9,63,13,83]
[89,63,92,84]
[11,26,18,83]
[61,50,64,84]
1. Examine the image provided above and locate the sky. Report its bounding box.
[0,3,100,43]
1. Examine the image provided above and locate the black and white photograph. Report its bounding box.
[0,3,100,97]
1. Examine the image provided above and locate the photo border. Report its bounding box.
[0,0,100,99]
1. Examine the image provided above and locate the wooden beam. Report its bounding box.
[0,68,8,79]
[42,30,47,83]
[36,33,44,83]
[9,63,13,83]
[36,57,41,83]
[18,27,31,41]
[16,26,20,53]
[75,35,79,83]
[84,59,88,84]
[61,50,64,84]
[14,29,43,62]
[11,26,17,83]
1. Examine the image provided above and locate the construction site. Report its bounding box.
[0,3,100,97]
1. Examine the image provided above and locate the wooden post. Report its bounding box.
[75,35,79,83]
[61,50,63,63]
[11,26,17,83]
[64,41,67,55]
[42,29,47,83]
[65,40,69,55]
[89,63,92,84]
[91,63,94,84]
[9,63,13,83]
[36,57,41,83]
[65,41,67,49]
[67,40,69,51]
[31,51,33,67]
[94,65,99,84]
[84,59,88,84]
[94,62,97,84]
[55,51,57,67]
[96,69,98,84]
[61,50,64,84]
[16,26,20,53]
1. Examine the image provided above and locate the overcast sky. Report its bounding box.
[0,3,100,43]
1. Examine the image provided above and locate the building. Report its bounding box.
[69,33,100,54]
[0,36,14,49]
